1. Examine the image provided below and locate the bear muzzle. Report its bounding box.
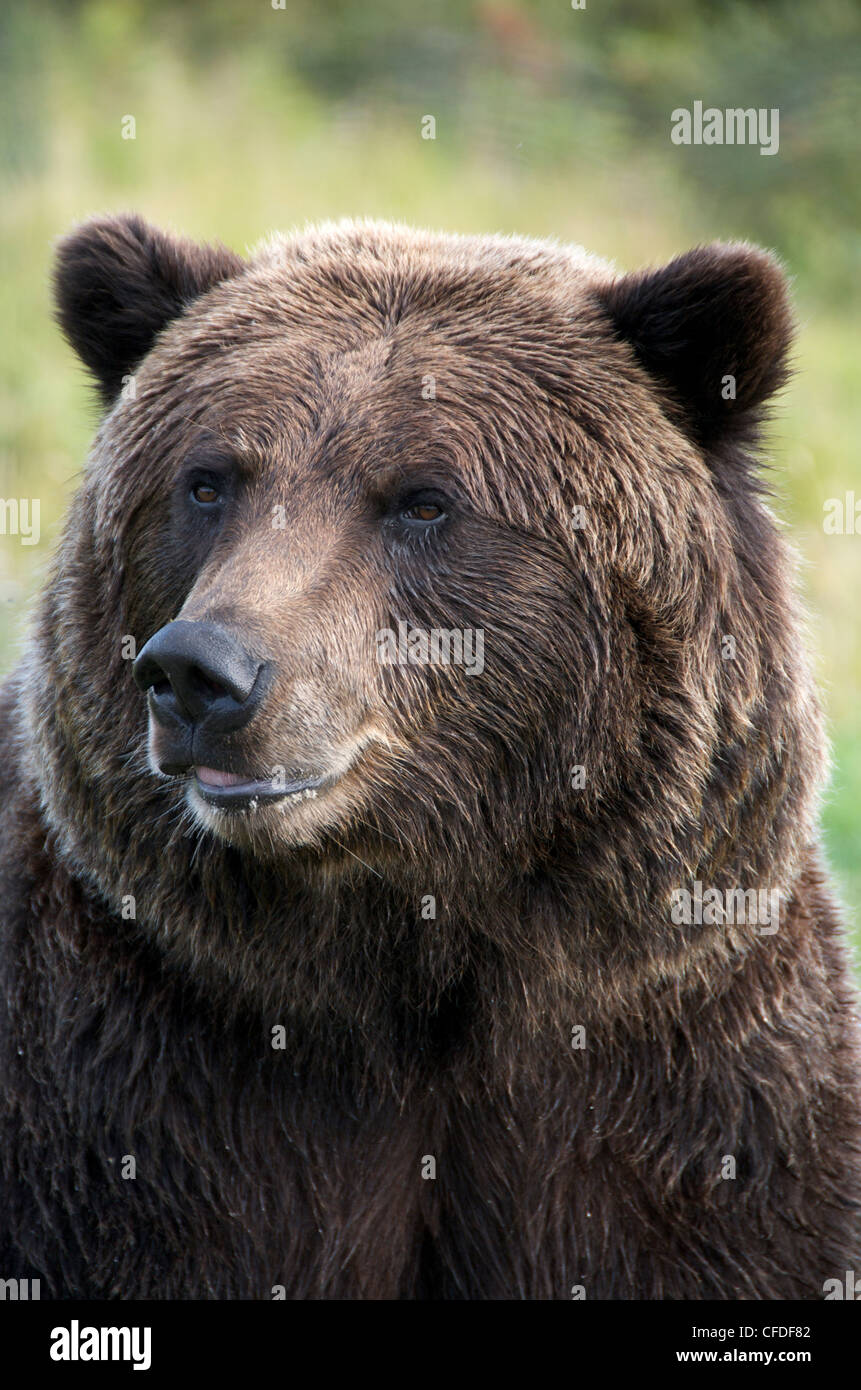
[133,620,291,799]
[133,619,271,729]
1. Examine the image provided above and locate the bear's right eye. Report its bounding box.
[191,481,221,507]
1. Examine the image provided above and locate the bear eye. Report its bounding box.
[191,481,221,507]
[400,502,445,525]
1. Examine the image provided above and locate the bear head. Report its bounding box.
[26,214,824,1018]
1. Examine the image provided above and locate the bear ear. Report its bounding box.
[53,213,245,405]
[596,242,794,449]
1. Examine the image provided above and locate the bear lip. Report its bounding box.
[192,766,325,809]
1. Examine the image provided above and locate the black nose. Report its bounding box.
[133,620,270,732]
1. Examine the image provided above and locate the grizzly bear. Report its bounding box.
[0,213,859,1300]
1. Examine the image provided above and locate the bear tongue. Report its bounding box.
[195,767,247,788]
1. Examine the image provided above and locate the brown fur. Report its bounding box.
[0,215,859,1299]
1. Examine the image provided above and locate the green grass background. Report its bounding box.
[1,0,859,966]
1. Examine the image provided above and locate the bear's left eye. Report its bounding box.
[191,481,221,507]
[400,501,446,525]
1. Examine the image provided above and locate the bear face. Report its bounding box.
[56,219,640,867]
[34,215,822,1017]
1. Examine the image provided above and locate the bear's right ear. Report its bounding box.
[595,242,794,450]
[53,213,245,405]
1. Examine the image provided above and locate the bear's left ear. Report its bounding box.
[596,242,794,448]
[54,213,246,405]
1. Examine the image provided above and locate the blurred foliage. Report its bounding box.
[0,0,859,959]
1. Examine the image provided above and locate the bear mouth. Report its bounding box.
[192,766,325,810]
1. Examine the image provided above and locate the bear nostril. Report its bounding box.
[133,620,271,730]
[186,665,230,703]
